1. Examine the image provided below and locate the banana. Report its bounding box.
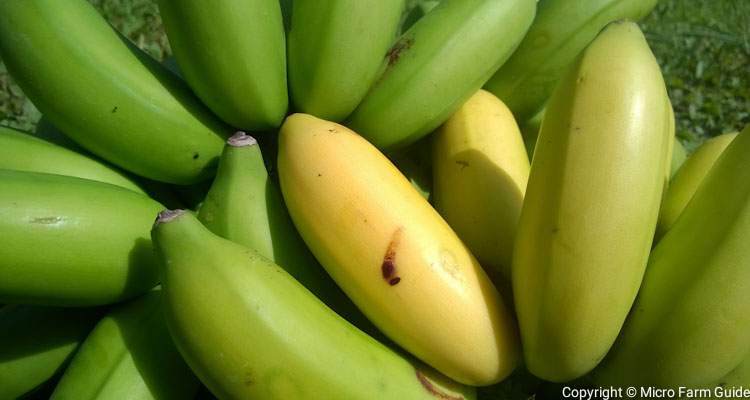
[0,125,145,194]
[0,0,228,184]
[670,137,687,178]
[595,126,750,387]
[0,170,162,306]
[400,1,441,33]
[287,0,404,121]
[152,210,475,400]
[387,135,434,201]
[484,0,659,122]
[520,108,546,159]
[197,132,374,332]
[157,0,287,130]
[0,305,101,400]
[347,0,536,150]
[656,132,738,238]
[50,291,198,400]
[278,114,519,385]
[512,21,671,382]
[432,90,529,288]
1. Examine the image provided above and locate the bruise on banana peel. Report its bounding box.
[381,227,404,286]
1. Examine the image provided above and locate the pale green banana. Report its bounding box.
[0,305,100,400]
[51,291,198,400]
[0,170,162,306]
[520,108,545,159]
[512,21,671,382]
[152,210,475,400]
[595,126,750,387]
[347,0,537,150]
[0,0,228,184]
[657,132,739,238]
[197,132,374,332]
[0,125,144,194]
[157,0,287,130]
[484,0,659,122]
[288,0,404,121]
[671,137,687,178]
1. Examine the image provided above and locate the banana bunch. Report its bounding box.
[0,0,747,397]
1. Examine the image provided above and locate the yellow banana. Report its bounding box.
[278,113,519,385]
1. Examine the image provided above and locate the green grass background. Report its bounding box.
[1,0,748,152]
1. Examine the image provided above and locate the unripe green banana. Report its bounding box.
[657,132,738,238]
[432,90,529,287]
[484,0,659,122]
[152,210,475,400]
[278,114,519,385]
[157,0,287,130]
[288,0,404,121]
[670,137,688,178]
[197,132,374,332]
[595,126,750,387]
[512,21,671,382]
[0,125,144,194]
[51,291,198,400]
[0,305,101,400]
[347,0,537,150]
[0,0,228,184]
[520,108,545,159]
[0,170,162,306]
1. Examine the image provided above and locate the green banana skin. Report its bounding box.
[51,291,198,400]
[157,0,287,130]
[288,0,404,121]
[0,0,228,185]
[484,0,659,122]
[0,125,145,194]
[153,210,475,400]
[670,137,687,179]
[520,108,546,159]
[387,135,434,201]
[347,0,537,150]
[197,133,377,334]
[0,170,162,306]
[716,353,750,389]
[0,305,101,400]
[512,22,671,382]
[656,132,739,238]
[595,127,750,388]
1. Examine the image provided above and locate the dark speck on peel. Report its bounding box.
[111,106,118,113]
[193,153,200,160]
[381,227,404,286]
[386,37,414,67]
[415,370,463,400]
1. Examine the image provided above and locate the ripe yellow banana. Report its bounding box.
[512,21,671,382]
[152,210,475,400]
[595,126,750,387]
[432,90,529,287]
[278,113,519,385]
[657,132,738,238]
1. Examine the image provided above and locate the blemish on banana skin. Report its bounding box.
[415,370,464,400]
[386,37,415,67]
[382,227,404,286]
[30,216,63,224]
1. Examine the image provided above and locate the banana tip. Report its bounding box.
[227,131,258,147]
[154,209,187,227]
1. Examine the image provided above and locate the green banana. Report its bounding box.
[152,210,475,400]
[0,125,144,194]
[512,21,671,382]
[157,0,287,130]
[400,1,441,33]
[0,305,101,400]
[288,0,404,121]
[51,291,198,400]
[520,108,545,159]
[595,126,750,387]
[347,0,537,150]
[484,0,659,122]
[0,170,162,306]
[0,0,228,184]
[432,90,529,287]
[657,132,738,238]
[717,353,750,389]
[197,132,374,331]
[670,137,687,178]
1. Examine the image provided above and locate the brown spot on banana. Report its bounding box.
[382,227,404,286]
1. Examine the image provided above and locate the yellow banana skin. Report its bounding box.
[287,0,404,121]
[0,170,162,306]
[484,0,659,122]
[157,0,288,130]
[152,210,475,400]
[0,125,144,194]
[657,132,739,238]
[0,305,100,399]
[432,90,529,286]
[51,291,198,400]
[595,127,750,387]
[512,22,671,382]
[0,0,228,184]
[278,113,519,385]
